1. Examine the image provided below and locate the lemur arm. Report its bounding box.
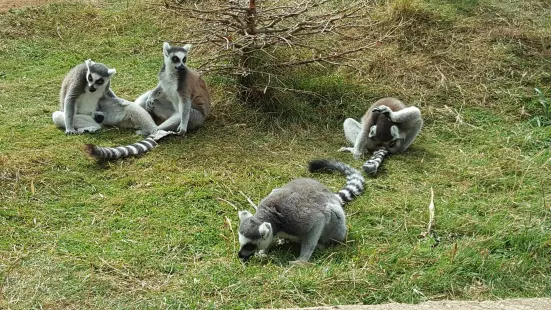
[387,106,421,123]
[397,117,423,151]
[63,91,80,134]
[176,97,192,135]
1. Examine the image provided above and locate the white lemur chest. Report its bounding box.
[160,77,182,106]
[76,90,103,115]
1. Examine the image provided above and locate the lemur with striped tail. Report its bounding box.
[53,60,159,136]
[237,159,365,263]
[340,97,423,174]
[136,42,211,135]
[52,59,116,134]
[85,42,211,161]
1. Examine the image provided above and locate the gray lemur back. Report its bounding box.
[237,159,365,263]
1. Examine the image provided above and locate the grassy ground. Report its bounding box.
[1,0,550,309]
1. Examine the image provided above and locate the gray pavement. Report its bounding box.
[257,298,551,310]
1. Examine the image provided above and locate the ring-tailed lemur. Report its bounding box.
[84,129,173,161]
[135,42,211,135]
[52,59,115,134]
[339,97,423,173]
[53,59,160,136]
[237,159,365,263]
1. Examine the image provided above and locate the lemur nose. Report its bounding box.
[238,251,250,262]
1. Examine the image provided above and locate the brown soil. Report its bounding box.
[0,0,59,13]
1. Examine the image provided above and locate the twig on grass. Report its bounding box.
[217,197,239,211]
[239,190,257,210]
[419,187,440,247]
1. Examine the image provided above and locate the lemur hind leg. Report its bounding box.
[157,108,206,132]
[52,111,101,133]
[157,114,181,132]
[295,222,324,262]
[320,203,347,244]
[187,108,206,131]
[343,118,361,144]
[339,118,361,153]
[52,111,65,128]
[122,103,158,136]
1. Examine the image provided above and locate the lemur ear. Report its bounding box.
[259,222,272,239]
[107,68,116,76]
[238,210,253,222]
[368,125,377,138]
[85,59,94,69]
[163,42,171,56]
[182,44,192,53]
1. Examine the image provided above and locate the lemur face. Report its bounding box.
[163,42,191,72]
[237,211,273,262]
[84,59,115,92]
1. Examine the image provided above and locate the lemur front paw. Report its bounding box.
[338,147,354,153]
[93,111,105,123]
[256,250,269,258]
[176,124,187,136]
[353,151,363,160]
[65,129,78,135]
[144,96,156,112]
[373,105,392,117]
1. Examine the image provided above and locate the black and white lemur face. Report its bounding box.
[84,59,115,93]
[163,42,191,72]
[237,211,273,262]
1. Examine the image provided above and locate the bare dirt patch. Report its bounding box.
[0,0,60,13]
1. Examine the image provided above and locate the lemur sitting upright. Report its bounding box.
[52,59,115,135]
[136,42,211,135]
[237,159,365,263]
[85,42,212,161]
[53,59,159,137]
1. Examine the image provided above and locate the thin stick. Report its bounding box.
[217,197,239,211]
[239,190,257,210]
[427,187,435,235]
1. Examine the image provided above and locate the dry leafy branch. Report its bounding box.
[163,0,401,103]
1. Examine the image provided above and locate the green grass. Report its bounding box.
[1,0,551,309]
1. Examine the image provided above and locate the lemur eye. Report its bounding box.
[182,56,187,63]
[87,74,93,82]
[96,78,104,85]
[171,56,179,63]
[389,140,396,147]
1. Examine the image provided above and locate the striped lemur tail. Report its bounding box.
[84,130,174,161]
[363,148,390,175]
[308,159,365,204]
